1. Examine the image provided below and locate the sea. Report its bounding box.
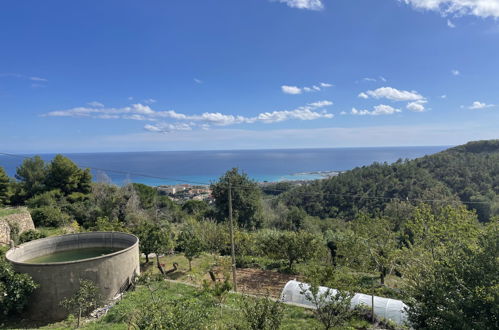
[0,146,449,187]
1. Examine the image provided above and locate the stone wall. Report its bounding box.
[0,208,35,245]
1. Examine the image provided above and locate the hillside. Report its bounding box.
[280,140,499,222]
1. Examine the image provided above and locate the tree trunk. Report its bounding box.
[380,269,386,285]
[188,259,192,271]
[78,307,82,328]
[145,253,149,264]
[156,254,165,276]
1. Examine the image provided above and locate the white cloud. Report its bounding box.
[42,100,334,131]
[468,101,495,109]
[256,103,334,124]
[0,73,48,86]
[143,98,157,104]
[194,78,203,84]
[358,92,369,99]
[407,101,426,112]
[447,19,456,27]
[361,76,387,83]
[360,86,425,101]
[401,0,499,18]
[309,100,333,107]
[144,123,193,133]
[281,85,302,94]
[123,114,149,121]
[351,104,402,116]
[275,0,324,11]
[30,76,48,82]
[281,82,332,94]
[441,94,447,99]
[88,101,104,108]
[451,69,460,76]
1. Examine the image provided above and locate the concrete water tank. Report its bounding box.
[6,231,140,321]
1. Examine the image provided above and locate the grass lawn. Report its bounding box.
[0,207,25,218]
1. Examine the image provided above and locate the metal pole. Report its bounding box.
[228,182,237,292]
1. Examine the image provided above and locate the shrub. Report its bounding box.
[25,189,61,209]
[240,295,284,330]
[0,259,38,318]
[128,296,210,330]
[19,229,46,244]
[30,205,71,227]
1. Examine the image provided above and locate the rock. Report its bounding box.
[0,208,35,245]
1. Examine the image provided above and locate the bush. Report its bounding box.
[240,295,284,330]
[129,296,210,330]
[19,229,46,244]
[30,205,71,227]
[0,259,38,318]
[25,189,61,209]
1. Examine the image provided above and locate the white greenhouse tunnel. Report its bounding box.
[280,280,409,325]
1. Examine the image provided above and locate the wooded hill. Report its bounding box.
[280,140,499,222]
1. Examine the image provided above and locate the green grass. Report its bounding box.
[143,253,225,285]
[81,280,327,330]
[0,208,24,218]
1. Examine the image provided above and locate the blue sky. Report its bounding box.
[1,0,499,153]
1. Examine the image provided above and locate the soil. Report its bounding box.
[209,267,302,298]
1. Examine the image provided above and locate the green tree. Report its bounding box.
[402,204,480,262]
[352,215,400,285]
[45,154,92,195]
[405,220,499,329]
[260,230,321,271]
[182,200,209,216]
[285,206,307,231]
[177,224,204,271]
[136,221,174,264]
[0,167,10,206]
[211,168,263,229]
[130,183,157,209]
[300,265,355,330]
[91,216,125,232]
[0,257,38,319]
[60,279,100,328]
[25,189,61,208]
[15,156,47,200]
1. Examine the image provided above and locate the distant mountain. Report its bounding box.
[280,140,499,222]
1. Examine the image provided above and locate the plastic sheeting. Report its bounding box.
[280,280,408,325]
